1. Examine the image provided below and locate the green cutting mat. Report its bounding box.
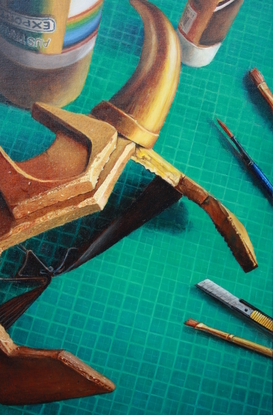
[0,0,272,414]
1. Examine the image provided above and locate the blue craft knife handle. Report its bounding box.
[248,162,273,198]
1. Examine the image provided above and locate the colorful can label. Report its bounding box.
[64,0,103,50]
[0,0,103,67]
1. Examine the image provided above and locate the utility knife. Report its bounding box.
[196,279,273,334]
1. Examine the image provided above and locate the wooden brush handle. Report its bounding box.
[258,82,273,110]
[196,323,273,359]
[231,335,273,358]
[249,68,273,110]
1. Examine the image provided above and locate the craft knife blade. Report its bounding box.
[196,279,273,334]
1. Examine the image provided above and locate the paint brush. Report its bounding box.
[184,318,273,358]
[249,68,273,111]
[217,119,273,198]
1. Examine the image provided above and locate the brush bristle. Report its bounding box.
[249,68,265,86]
[216,119,233,138]
[184,318,199,328]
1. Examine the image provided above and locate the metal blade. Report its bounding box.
[196,279,254,316]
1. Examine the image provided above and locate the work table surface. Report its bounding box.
[0,0,272,414]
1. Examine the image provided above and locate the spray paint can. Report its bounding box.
[177,0,244,67]
[0,0,104,108]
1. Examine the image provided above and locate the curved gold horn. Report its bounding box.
[91,0,181,148]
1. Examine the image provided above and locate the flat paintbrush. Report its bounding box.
[184,318,273,359]
[249,68,273,111]
[217,119,273,198]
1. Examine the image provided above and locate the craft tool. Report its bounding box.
[196,279,273,333]
[217,118,273,198]
[249,68,273,111]
[184,318,273,358]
